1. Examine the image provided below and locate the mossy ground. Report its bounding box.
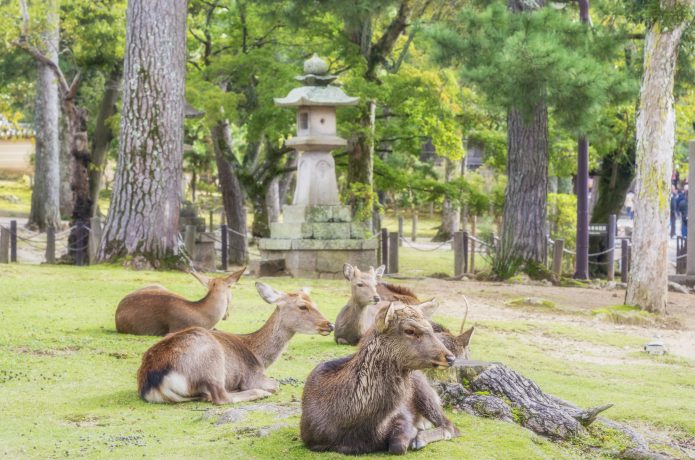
[1,265,693,459]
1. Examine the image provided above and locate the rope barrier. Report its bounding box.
[399,236,452,251]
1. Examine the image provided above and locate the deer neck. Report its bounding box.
[348,332,411,415]
[194,286,229,322]
[240,308,294,369]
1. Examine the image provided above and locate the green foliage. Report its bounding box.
[429,1,637,136]
[345,181,380,223]
[547,193,577,250]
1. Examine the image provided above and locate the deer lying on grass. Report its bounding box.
[115,268,245,336]
[301,301,460,455]
[137,282,333,404]
[337,265,474,354]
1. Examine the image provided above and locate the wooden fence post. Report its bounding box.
[606,214,616,280]
[454,231,465,277]
[209,210,214,232]
[381,228,389,272]
[221,224,228,271]
[88,217,102,265]
[185,225,197,261]
[462,231,469,274]
[10,220,17,262]
[620,239,629,283]
[411,214,418,242]
[46,227,56,264]
[398,216,404,247]
[469,215,477,273]
[0,226,9,263]
[552,239,564,278]
[389,232,399,274]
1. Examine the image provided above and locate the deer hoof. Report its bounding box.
[410,437,427,450]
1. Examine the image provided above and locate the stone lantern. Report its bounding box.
[257,55,377,278]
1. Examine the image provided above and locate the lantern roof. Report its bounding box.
[274,54,359,107]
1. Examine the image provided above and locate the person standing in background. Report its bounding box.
[625,191,635,220]
[678,188,688,238]
[670,185,679,238]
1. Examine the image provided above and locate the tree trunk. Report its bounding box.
[211,120,248,265]
[278,150,298,207]
[591,144,635,224]
[89,68,122,217]
[501,105,549,264]
[65,103,91,263]
[347,100,376,220]
[266,178,280,224]
[433,157,461,242]
[28,0,61,232]
[251,192,270,238]
[59,113,74,218]
[98,0,188,267]
[626,8,688,313]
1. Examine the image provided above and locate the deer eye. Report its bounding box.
[356,283,364,287]
[298,305,308,310]
[404,329,415,336]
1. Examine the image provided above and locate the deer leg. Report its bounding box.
[410,427,453,451]
[411,372,460,437]
[388,411,418,455]
[200,381,233,405]
[226,389,272,404]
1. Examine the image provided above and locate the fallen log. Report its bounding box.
[434,360,669,459]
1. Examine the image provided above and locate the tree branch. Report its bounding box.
[365,0,414,80]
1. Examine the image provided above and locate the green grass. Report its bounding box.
[0,264,693,459]
[0,178,32,217]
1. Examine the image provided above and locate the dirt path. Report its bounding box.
[402,278,695,361]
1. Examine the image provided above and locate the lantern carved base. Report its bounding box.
[258,205,377,279]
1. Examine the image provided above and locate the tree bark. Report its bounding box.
[59,113,74,218]
[433,157,461,242]
[27,0,61,232]
[89,68,122,217]
[626,4,688,313]
[211,120,248,265]
[502,105,549,264]
[98,0,188,267]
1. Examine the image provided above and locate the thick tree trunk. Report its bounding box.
[626,9,687,313]
[89,68,122,217]
[591,144,635,224]
[59,114,74,218]
[65,103,91,263]
[27,0,61,232]
[501,105,548,264]
[251,192,270,238]
[211,120,248,265]
[433,158,461,242]
[98,0,188,267]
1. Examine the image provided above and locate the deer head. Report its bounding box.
[190,267,245,320]
[374,301,455,370]
[343,263,385,308]
[255,282,334,336]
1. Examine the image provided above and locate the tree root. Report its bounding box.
[435,360,669,458]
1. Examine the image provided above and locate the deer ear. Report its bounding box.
[343,263,355,281]
[374,265,385,278]
[224,266,246,285]
[255,282,284,304]
[457,326,475,348]
[190,270,211,288]
[375,302,398,332]
[415,298,440,319]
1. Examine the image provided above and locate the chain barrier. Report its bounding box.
[398,236,452,252]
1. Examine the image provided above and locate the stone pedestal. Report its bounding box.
[259,204,377,279]
[669,140,695,287]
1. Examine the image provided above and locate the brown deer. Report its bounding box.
[115,268,245,336]
[301,301,460,455]
[137,282,333,404]
[333,263,385,345]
